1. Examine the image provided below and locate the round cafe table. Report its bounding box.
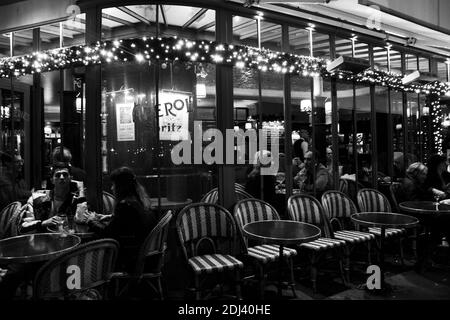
[399,201,450,270]
[0,233,81,264]
[242,220,321,297]
[351,212,418,293]
[47,223,95,240]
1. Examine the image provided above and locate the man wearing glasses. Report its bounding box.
[19,163,85,234]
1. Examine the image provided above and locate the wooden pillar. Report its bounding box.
[282,24,293,198]
[215,9,235,210]
[31,28,43,189]
[85,6,102,212]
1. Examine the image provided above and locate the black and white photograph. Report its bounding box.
[0,0,449,315]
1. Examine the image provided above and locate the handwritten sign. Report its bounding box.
[157,92,191,141]
[116,102,135,141]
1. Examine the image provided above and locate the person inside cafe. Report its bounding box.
[424,154,450,201]
[0,152,31,210]
[42,146,87,192]
[245,150,277,206]
[83,167,157,273]
[294,150,332,197]
[19,162,84,234]
[397,162,429,203]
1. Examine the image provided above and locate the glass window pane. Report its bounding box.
[313,32,330,60]
[288,27,310,56]
[335,37,353,58]
[101,5,218,206]
[418,56,429,73]
[390,49,402,74]
[437,61,448,82]
[392,91,405,180]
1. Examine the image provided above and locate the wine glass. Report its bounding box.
[298,174,307,192]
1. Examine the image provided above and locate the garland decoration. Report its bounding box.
[1,35,448,153]
[0,35,448,96]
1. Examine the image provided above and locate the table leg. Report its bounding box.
[379,227,385,290]
[278,244,284,297]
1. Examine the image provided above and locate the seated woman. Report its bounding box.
[398,162,429,203]
[85,167,157,273]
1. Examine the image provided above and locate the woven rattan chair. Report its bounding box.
[234,198,297,298]
[111,211,172,299]
[33,239,119,300]
[287,194,347,293]
[0,201,22,239]
[357,188,406,265]
[176,203,243,300]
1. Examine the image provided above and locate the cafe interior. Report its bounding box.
[0,0,450,301]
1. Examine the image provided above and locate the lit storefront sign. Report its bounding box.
[157,91,192,141]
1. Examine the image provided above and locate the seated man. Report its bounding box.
[19,163,85,234]
[295,151,332,197]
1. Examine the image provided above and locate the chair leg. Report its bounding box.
[194,275,201,300]
[235,269,242,300]
[310,253,318,293]
[343,247,351,285]
[157,277,164,300]
[288,257,298,298]
[367,241,372,265]
[258,264,265,300]
[398,237,405,267]
[412,229,418,260]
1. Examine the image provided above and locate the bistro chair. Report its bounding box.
[287,194,347,293]
[235,183,246,192]
[357,188,406,265]
[201,187,252,205]
[321,191,375,279]
[389,182,402,213]
[112,211,173,300]
[0,201,22,239]
[234,198,297,298]
[103,191,116,215]
[390,182,420,259]
[33,239,119,300]
[339,179,348,195]
[176,203,243,300]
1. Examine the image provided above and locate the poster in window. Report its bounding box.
[116,102,135,141]
[157,91,191,141]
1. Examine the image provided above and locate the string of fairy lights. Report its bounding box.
[0,35,449,152]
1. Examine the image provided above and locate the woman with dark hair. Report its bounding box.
[86,167,157,272]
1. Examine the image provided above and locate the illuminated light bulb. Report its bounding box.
[135,54,144,62]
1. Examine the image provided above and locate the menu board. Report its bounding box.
[157,91,191,141]
[116,102,135,141]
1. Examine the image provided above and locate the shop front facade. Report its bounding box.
[1,0,449,213]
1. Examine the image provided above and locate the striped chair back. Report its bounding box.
[102,191,116,215]
[321,191,358,219]
[235,188,253,201]
[201,188,219,204]
[234,198,280,231]
[176,203,237,261]
[33,239,119,300]
[389,182,402,213]
[134,211,173,275]
[201,187,252,204]
[234,198,280,252]
[234,183,246,192]
[287,194,332,238]
[357,188,392,213]
[339,179,348,194]
[0,201,22,239]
